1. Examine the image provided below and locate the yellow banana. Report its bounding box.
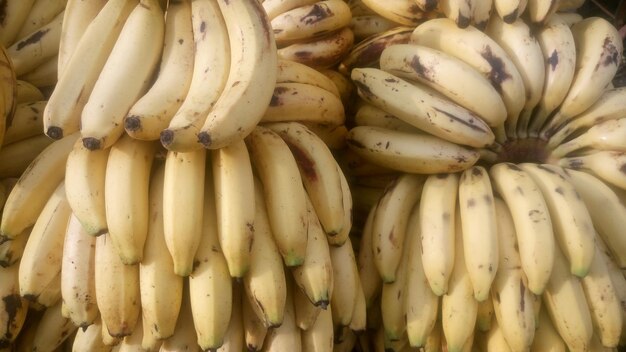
[329,237,359,327]
[0,134,53,178]
[3,100,46,145]
[31,300,77,352]
[357,204,383,308]
[276,26,354,69]
[301,300,333,352]
[242,290,267,351]
[0,264,28,348]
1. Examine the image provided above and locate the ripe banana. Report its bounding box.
[292,278,321,330]
[352,67,494,148]
[360,0,431,26]
[277,26,355,69]
[160,283,199,352]
[16,0,66,40]
[379,43,507,127]
[197,0,278,150]
[330,165,353,246]
[350,14,403,42]
[458,166,498,302]
[188,169,232,350]
[357,204,382,308]
[159,0,230,152]
[95,233,141,338]
[262,0,319,20]
[43,0,137,140]
[30,300,77,352]
[471,0,493,29]
[276,59,340,97]
[354,103,421,133]
[124,0,194,141]
[0,134,53,178]
[493,0,527,23]
[3,100,46,145]
[64,137,109,236]
[476,297,494,332]
[262,282,301,352]
[71,316,112,352]
[247,126,308,266]
[104,136,157,265]
[438,0,472,28]
[60,213,98,328]
[552,118,626,157]
[15,79,44,104]
[0,264,28,348]
[139,163,183,341]
[79,0,164,150]
[595,236,626,346]
[244,178,287,328]
[0,0,37,46]
[526,0,560,24]
[301,300,333,352]
[349,276,367,333]
[329,237,359,328]
[560,151,626,191]
[163,148,206,276]
[489,163,554,294]
[211,139,255,278]
[19,182,70,307]
[0,132,77,241]
[530,307,567,352]
[242,290,268,351]
[215,286,244,352]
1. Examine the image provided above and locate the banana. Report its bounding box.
[357,204,382,308]
[493,0,527,23]
[124,0,194,141]
[0,43,17,146]
[419,172,459,296]
[0,264,28,348]
[360,0,431,26]
[329,237,359,328]
[15,79,44,104]
[560,151,626,190]
[271,0,352,46]
[528,0,560,24]
[349,275,367,333]
[471,0,493,29]
[104,136,157,264]
[352,67,494,148]
[3,100,45,145]
[43,0,137,140]
[438,0,471,28]
[489,163,554,294]
[15,0,66,39]
[163,149,206,276]
[72,316,113,352]
[379,44,507,127]
[262,282,301,352]
[458,166,498,302]
[196,0,278,150]
[0,132,77,241]
[530,308,567,352]
[519,163,595,277]
[485,14,545,138]
[371,173,424,282]
[242,289,268,351]
[301,301,333,352]
[547,87,626,147]
[0,134,53,178]
[276,59,340,97]
[7,10,63,77]
[491,197,536,352]
[276,26,355,69]
[301,122,348,151]
[139,163,183,341]
[291,195,333,308]
[159,283,197,352]
[79,0,164,150]
[247,126,308,266]
[158,0,230,152]
[551,118,626,157]
[57,0,108,77]
[188,167,232,350]
[579,237,623,348]
[0,0,36,46]
[410,18,526,132]
[335,326,357,351]
[140,316,162,352]
[262,82,345,126]
[541,17,623,135]
[566,169,626,267]
[19,182,70,308]
[476,298,494,332]
[216,286,244,352]
[595,236,626,346]
[95,233,141,338]
[267,122,345,237]
[117,315,144,352]
[0,228,28,267]
[338,26,413,76]
[292,278,322,330]
[405,208,439,347]
[528,13,577,137]
[60,213,98,328]
[18,55,57,88]
[542,243,593,351]
[262,0,319,20]
[354,103,422,133]
[64,137,109,236]
[31,300,77,351]
[244,178,287,328]
[441,211,478,352]
[482,321,512,352]
[350,14,403,42]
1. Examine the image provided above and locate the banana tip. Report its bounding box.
[46,126,63,140]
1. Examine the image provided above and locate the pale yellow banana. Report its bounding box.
[530,308,567,352]
[438,0,472,28]
[262,282,301,352]
[276,59,340,97]
[242,291,267,351]
[276,26,354,69]
[329,237,359,327]
[71,316,113,352]
[31,300,77,352]
[262,0,319,20]
[301,301,333,352]
[357,204,382,308]
[360,0,431,26]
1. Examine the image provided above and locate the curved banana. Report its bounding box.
[188,168,232,350]
[552,118,626,157]
[244,178,287,328]
[159,0,229,152]
[43,0,137,140]
[352,67,494,148]
[65,137,109,236]
[15,79,44,104]
[71,316,112,352]
[31,300,77,351]
[292,279,321,330]
[262,282,301,351]
[0,0,37,46]
[242,291,268,351]
[124,0,194,141]
[139,163,183,341]
[60,213,98,328]
[160,283,198,352]
[350,14,404,42]
[104,136,157,265]
[329,237,359,328]
[3,100,46,145]
[301,300,333,352]
[262,0,319,20]
[15,0,66,40]
[379,44,507,127]
[560,151,626,191]
[79,0,164,150]
[163,148,206,276]
[357,204,382,308]
[360,0,431,26]
[276,59,340,97]
[349,276,367,333]
[489,162,554,294]
[277,26,354,69]
[0,264,28,348]
[0,132,77,241]
[247,126,308,267]
[330,165,353,246]
[196,0,278,150]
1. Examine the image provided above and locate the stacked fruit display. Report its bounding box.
[0,0,626,351]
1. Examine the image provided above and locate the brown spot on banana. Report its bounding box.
[503,9,519,24]
[519,279,526,312]
[547,49,559,71]
[286,141,318,182]
[423,0,437,11]
[1,294,22,344]
[433,107,489,134]
[457,12,470,29]
[600,36,620,68]
[16,29,51,51]
[409,55,432,81]
[301,3,333,25]
[481,46,512,94]
[467,198,476,207]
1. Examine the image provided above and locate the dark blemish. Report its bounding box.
[410,55,432,81]
[124,116,141,132]
[481,46,512,94]
[436,173,449,179]
[519,279,525,311]
[434,107,488,133]
[554,187,564,195]
[567,158,583,169]
[457,13,470,28]
[515,186,524,195]
[0,0,7,25]
[397,289,402,300]
[484,195,492,204]
[385,141,390,149]
[200,21,206,33]
[315,300,329,309]
[178,39,184,45]
[301,4,332,25]
[423,0,437,11]
[286,141,317,182]
[506,163,522,171]
[46,126,63,140]
[2,294,22,342]
[467,198,476,207]
[489,264,493,272]
[29,106,39,114]
[408,4,422,14]
[16,29,50,51]
[347,139,366,149]
[548,50,559,71]
[472,167,483,176]
[192,260,200,271]
[620,163,626,174]
[269,86,290,106]
[600,36,620,68]
[295,51,312,59]
[503,9,518,24]
[376,246,381,254]
[353,80,374,99]
[160,129,174,146]
[197,132,211,147]
[232,81,240,87]
[82,137,101,151]
[537,164,558,175]
[384,78,398,83]
[442,212,450,222]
